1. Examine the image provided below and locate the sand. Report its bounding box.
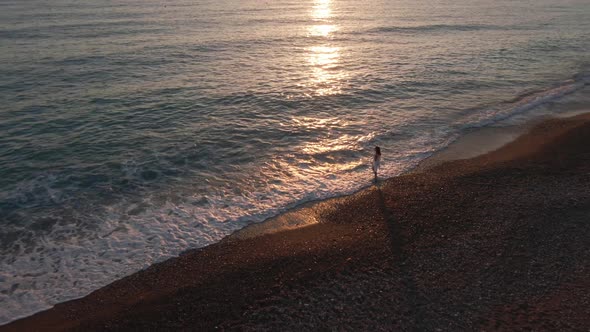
[2,113,590,331]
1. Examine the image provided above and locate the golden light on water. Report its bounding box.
[308,46,345,95]
[306,0,346,96]
[290,116,373,173]
[312,0,332,20]
[289,0,353,164]
[308,46,339,67]
[309,0,336,37]
[308,24,336,37]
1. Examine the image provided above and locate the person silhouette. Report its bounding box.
[372,146,381,180]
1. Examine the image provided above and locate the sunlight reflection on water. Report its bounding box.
[306,0,346,96]
[1,0,588,324]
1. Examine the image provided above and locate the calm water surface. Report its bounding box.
[1,0,589,323]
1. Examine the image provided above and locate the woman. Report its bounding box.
[372,146,381,179]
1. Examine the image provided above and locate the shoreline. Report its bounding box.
[226,111,575,242]
[3,112,590,330]
[227,121,538,242]
[1,85,588,325]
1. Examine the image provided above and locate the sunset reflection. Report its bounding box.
[308,46,345,95]
[306,0,345,96]
[309,0,336,37]
[312,0,332,20]
[309,24,336,38]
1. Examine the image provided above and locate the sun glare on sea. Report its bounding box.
[312,0,332,20]
[308,46,345,95]
[309,0,337,37]
[309,24,337,38]
[306,0,346,96]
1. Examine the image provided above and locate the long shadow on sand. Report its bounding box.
[375,183,428,330]
[375,182,470,330]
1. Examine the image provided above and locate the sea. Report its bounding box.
[1,0,589,324]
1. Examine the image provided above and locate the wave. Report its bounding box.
[365,24,507,34]
[456,74,589,131]
[2,76,589,327]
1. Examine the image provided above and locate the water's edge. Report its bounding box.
[3,83,589,326]
[229,92,590,242]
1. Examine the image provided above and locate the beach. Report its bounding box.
[3,112,589,331]
[2,0,590,321]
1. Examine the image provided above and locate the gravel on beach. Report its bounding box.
[3,114,590,331]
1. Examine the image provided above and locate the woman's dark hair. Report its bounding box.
[375,146,381,155]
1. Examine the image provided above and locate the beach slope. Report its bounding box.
[3,114,590,331]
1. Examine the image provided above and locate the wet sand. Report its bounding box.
[3,113,590,331]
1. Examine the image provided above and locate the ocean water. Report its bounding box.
[1,0,589,324]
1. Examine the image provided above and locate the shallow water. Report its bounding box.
[1,0,589,324]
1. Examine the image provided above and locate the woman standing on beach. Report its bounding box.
[372,146,381,180]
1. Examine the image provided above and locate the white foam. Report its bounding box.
[458,78,587,130]
[1,80,589,326]
[0,130,446,325]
